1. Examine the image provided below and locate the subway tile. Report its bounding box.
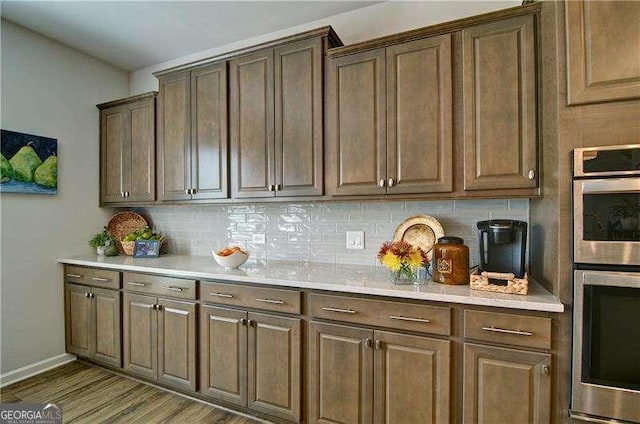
[508,199,529,210]
[405,200,454,212]
[454,199,508,210]
[323,202,362,213]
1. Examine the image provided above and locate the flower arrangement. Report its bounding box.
[378,240,428,284]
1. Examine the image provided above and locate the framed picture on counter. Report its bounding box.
[133,240,160,258]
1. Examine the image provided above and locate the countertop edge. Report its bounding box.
[59,257,565,313]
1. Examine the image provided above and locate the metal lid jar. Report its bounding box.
[432,236,470,285]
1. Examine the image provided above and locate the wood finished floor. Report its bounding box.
[0,361,261,423]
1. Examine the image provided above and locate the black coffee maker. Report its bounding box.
[477,220,527,278]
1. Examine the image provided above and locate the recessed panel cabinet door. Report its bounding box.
[123,293,157,380]
[230,50,275,198]
[248,312,301,423]
[199,305,248,407]
[328,48,387,196]
[158,71,191,201]
[275,38,323,197]
[308,321,373,424]
[566,1,640,105]
[463,343,551,424]
[65,283,92,358]
[92,287,121,367]
[126,98,155,203]
[462,15,537,191]
[100,106,127,203]
[191,62,228,200]
[373,331,450,424]
[157,298,196,392]
[386,35,453,194]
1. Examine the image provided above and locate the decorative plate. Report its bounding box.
[393,215,445,261]
[106,211,148,253]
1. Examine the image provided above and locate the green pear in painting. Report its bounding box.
[9,144,42,182]
[1,153,12,183]
[34,154,57,188]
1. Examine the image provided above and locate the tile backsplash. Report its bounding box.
[134,198,528,267]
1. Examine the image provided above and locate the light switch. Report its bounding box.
[346,231,365,250]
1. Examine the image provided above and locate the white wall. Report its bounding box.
[130,1,520,93]
[0,20,129,374]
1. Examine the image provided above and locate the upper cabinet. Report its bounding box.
[462,15,538,191]
[157,61,228,201]
[230,31,339,199]
[98,92,156,205]
[566,0,640,105]
[327,34,453,196]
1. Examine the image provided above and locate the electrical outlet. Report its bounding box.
[252,234,266,244]
[346,231,365,250]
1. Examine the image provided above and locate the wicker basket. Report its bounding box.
[470,270,529,295]
[107,212,148,253]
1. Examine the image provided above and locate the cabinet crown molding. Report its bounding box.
[96,91,158,110]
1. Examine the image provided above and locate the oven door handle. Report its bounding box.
[579,177,640,194]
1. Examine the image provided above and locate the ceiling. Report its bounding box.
[0,1,380,71]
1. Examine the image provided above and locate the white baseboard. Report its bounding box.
[0,353,76,388]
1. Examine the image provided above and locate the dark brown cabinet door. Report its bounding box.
[126,98,155,203]
[191,62,228,200]
[328,48,387,196]
[248,312,301,422]
[123,293,157,380]
[65,283,92,358]
[463,343,551,424]
[566,1,640,105]
[230,50,275,198]
[199,305,248,407]
[308,321,373,424]
[157,298,196,392]
[386,35,453,194]
[92,287,121,367]
[100,106,127,204]
[158,71,191,201]
[274,38,323,197]
[373,331,450,424]
[462,15,537,191]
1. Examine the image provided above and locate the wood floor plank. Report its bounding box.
[1,361,263,423]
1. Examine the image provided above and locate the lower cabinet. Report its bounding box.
[200,305,301,422]
[123,293,197,392]
[463,343,551,424]
[308,321,450,424]
[65,283,121,367]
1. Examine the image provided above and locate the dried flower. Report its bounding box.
[377,241,427,272]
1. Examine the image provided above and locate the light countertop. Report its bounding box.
[59,255,564,313]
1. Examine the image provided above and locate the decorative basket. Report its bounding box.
[107,211,148,253]
[470,270,529,295]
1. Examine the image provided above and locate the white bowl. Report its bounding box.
[212,249,249,269]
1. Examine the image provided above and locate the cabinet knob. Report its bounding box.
[120,191,125,198]
[364,338,372,348]
[374,340,382,350]
[248,319,256,327]
[268,185,275,192]
[378,179,386,188]
[528,169,536,180]
[126,191,130,198]
[274,184,281,192]
[191,188,197,195]
[388,178,395,188]
[240,318,247,326]
[542,364,550,375]
[85,292,90,298]
[185,189,190,195]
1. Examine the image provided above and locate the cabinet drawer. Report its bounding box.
[64,265,120,289]
[308,293,450,336]
[464,310,551,350]
[201,282,301,315]
[123,272,196,300]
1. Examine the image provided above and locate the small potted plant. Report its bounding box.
[88,227,118,256]
[378,240,428,285]
[610,198,640,230]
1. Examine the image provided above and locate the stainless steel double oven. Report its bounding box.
[571,145,640,423]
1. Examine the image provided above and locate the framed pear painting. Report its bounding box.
[1,129,57,195]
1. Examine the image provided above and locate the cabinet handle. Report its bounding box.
[378,179,386,188]
[127,282,146,287]
[388,315,430,324]
[274,184,281,192]
[364,338,372,348]
[255,298,284,305]
[66,273,82,278]
[248,319,256,327]
[162,286,184,292]
[208,292,234,298]
[388,178,395,187]
[542,364,550,375]
[322,306,356,314]
[482,326,533,336]
[92,277,110,282]
[241,318,247,326]
[528,169,536,180]
[374,340,382,350]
